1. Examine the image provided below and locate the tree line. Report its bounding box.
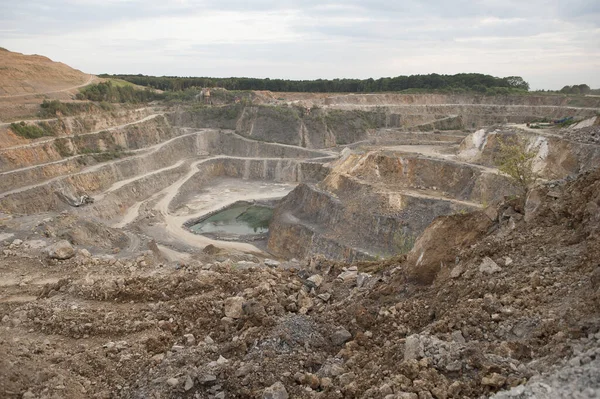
[98,73,530,93]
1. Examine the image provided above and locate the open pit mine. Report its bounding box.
[1,50,600,399]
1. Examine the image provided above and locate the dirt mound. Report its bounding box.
[0,49,91,97]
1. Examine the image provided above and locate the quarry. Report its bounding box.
[1,49,600,399]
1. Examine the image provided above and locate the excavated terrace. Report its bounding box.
[0,96,599,261]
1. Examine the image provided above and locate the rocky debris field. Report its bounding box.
[0,166,599,399]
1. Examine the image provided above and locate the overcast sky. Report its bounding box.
[1,0,599,90]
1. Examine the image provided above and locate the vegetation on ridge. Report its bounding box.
[76,81,163,103]
[100,73,530,94]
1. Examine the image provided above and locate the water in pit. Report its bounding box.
[190,202,273,236]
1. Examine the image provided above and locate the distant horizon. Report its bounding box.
[1,1,598,91]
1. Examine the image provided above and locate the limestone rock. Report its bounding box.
[482,373,507,388]
[264,259,280,268]
[331,327,352,346]
[307,274,324,287]
[224,296,244,319]
[404,334,425,360]
[166,377,179,387]
[337,269,358,283]
[263,381,288,399]
[357,272,371,288]
[479,257,502,274]
[46,240,75,260]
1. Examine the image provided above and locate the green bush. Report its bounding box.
[495,136,540,194]
[77,81,164,103]
[10,121,54,139]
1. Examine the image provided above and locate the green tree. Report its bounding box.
[496,136,540,195]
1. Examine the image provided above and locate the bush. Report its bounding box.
[495,136,540,194]
[77,81,164,103]
[10,121,54,139]
[39,100,97,117]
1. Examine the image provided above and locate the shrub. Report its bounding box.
[10,121,54,139]
[495,136,540,194]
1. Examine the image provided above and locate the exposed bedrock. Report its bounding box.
[268,151,516,261]
[0,107,156,149]
[168,97,600,151]
[459,127,600,179]
[318,93,600,107]
[267,183,476,261]
[322,151,517,203]
[169,158,329,214]
[0,129,332,217]
[0,112,169,172]
[0,127,331,198]
[169,105,389,148]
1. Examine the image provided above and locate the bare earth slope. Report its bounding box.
[0,48,92,97]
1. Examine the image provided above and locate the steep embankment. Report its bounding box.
[169,95,600,150]
[268,149,517,261]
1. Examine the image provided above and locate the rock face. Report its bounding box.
[46,240,75,260]
[268,149,516,262]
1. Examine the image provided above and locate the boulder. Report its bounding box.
[46,240,75,260]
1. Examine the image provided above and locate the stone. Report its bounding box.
[337,269,358,283]
[331,327,352,346]
[166,377,179,387]
[217,355,229,365]
[46,240,75,260]
[504,257,513,266]
[304,373,320,389]
[264,259,280,268]
[243,300,267,320]
[356,273,371,288]
[404,334,424,360]
[451,330,466,344]
[263,381,289,399]
[183,334,196,345]
[11,239,23,246]
[198,374,217,385]
[338,372,356,386]
[320,377,333,389]
[482,373,506,388]
[318,293,331,302]
[479,257,502,275]
[184,376,194,391]
[79,248,92,258]
[379,383,393,395]
[307,274,324,287]
[214,393,225,399]
[450,264,464,279]
[224,297,244,319]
